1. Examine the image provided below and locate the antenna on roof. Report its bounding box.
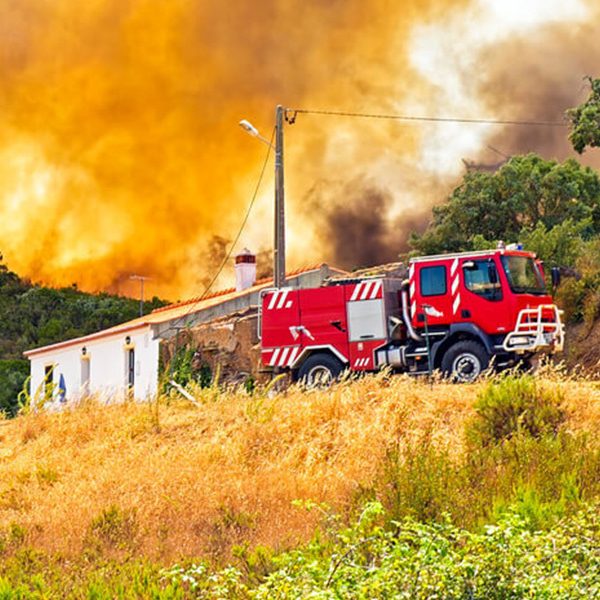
[130,275,151,317]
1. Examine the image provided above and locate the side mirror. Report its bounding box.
[462,261,475,270]
[551,267,561,289]
[488,262,499,285]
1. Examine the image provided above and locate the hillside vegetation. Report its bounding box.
[0,373,599,597]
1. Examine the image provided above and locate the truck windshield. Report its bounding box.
[501,255,546,295]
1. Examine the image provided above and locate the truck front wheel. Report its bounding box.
[297,353,344,387]
[441,341,489,383]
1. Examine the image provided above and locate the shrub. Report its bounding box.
[379,434,470,525]
[467,375,566,447]
[375,394,597,530]
[85,506,139,554]
[0,360,29,418]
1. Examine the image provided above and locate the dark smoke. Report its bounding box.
[255,248,273,280]
[474,17,600,168]
[307,177,432,271]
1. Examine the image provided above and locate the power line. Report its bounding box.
[163,126,275,336]
[290,108,568,127]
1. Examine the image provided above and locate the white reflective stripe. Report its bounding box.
[279,347,290,366]
[360,281,373,300]
[409,264,414,278]
[451,258,459,276]
[276,289,289,309]
[453,293,461,315]
[267,292,279,310]
[288,347,300,366]
[411,301,416,317]
[269,348,281,366]
[370,280,382,299]
[451,275,460,295]
[409,282,415,296]
[350,283,362,301]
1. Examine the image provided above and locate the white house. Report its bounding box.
[24,258,344,405]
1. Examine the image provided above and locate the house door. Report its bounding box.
[127,348,135,390]
[81,358,91,395]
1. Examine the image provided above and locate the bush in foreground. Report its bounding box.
[163,501,600,599]
[466,374,566,447]
[2,500,596,598]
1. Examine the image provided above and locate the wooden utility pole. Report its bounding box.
[274,105,286,288]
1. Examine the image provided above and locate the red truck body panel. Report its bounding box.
[261,279,392,370]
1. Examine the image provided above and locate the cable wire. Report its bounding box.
[163,126,275,336]
[291,108,567,127]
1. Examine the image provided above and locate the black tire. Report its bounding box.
[297,353,344,387]
[441,341,489,383]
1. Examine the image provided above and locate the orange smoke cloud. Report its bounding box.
[0,0,593,299]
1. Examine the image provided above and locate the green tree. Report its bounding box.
[410,154,600,254]
[0,359,29,417]
[567,77,600,154]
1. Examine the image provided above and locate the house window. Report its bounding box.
[44,364,54,399]
[420,266,447,296]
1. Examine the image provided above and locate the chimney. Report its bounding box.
[234,248,257,292]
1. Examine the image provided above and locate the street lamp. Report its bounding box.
[239,105,286,288]
[238,120,273,148]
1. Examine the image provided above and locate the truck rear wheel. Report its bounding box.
[441,341,489,383]
[297,353,344,387]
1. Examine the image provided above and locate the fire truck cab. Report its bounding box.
[259,248,564,384]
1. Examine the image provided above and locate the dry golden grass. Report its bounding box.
[0,374,598,562]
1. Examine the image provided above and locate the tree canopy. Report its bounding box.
[410,153,600,256]
[567,77,600,154]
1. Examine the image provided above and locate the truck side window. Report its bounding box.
[464,260,502,301]
[420,266,447,296]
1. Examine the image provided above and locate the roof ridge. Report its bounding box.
[150,263,331,314]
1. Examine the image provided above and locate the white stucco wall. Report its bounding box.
[28,326,160,405]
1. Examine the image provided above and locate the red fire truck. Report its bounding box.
[259,247,564,384]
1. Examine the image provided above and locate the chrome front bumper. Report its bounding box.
[502,304,564,354]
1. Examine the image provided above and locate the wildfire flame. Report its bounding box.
[0,0,594,299]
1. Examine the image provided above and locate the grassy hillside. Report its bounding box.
[0,260,166,416]
[0,373,599,596]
